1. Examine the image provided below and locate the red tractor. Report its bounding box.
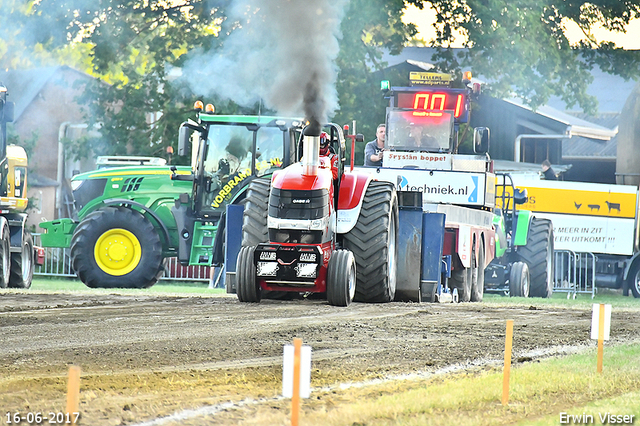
[236,122,398,306]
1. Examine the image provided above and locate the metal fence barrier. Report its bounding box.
[33,234,210,283]
[31,235,600,294]
[553,250,597,299]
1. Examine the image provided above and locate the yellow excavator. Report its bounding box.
[0,82,42,289]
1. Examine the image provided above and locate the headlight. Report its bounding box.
[70,179,85,191]
[295,263,317,278]
[309,219,324,230]
[257,262,279,277]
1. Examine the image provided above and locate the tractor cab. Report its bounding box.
[386,109,455,153]
[176,103,304,219]
[173,103,305,266]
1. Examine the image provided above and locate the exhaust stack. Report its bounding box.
[301,124,321,176]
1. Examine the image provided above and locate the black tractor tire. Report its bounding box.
[517,217,554,298]
[470,242,485,302]
[627,260,640,298]
[241,178,271,247]
[509,261,530,297]
[70,206,164,289]
[450,266,471,302]
[326,249,356,307]
[236,246,261,303]
[343,181,398,303]
[8,231,34,289]
[0,222,10,288]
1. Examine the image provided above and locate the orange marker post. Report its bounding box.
[66,365,81,425]
[597,303,605,374]
[502,319,514,406]
[291,338,302,426]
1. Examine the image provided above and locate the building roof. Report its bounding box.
[561,112,620,158]
[0,66,92,121]
[493,159,571,175]
[502,98,617,141]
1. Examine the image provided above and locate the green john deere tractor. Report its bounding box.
[40,106,304,288]
[484,173,555,298]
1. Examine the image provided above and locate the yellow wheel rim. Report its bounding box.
[94,228,142,276]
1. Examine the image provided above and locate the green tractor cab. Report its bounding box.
[39,109,304,289]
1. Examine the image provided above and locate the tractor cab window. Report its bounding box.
[203,125,252,181]
[200,124,253,212]
[386,110,454,152]
[199,124,287,212]
[255,127,285,177]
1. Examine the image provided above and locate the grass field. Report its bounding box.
[294,343,640,426]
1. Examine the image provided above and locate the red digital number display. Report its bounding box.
[397,92,467,119]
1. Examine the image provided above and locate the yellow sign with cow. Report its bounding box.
[496,179,637,219]
[496,177,639,256]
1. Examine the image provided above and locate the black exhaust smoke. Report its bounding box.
[303,74,324,136]
[181,0,347,124]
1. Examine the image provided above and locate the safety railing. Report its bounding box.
[553,250,597,298]
[33,234,210,283]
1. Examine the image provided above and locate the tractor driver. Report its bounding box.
[319,131,338,180]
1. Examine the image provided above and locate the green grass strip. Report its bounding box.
[23,277,226,296]
[301,343,640,426]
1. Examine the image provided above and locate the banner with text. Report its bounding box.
[383,152,452,170]
[374,168,486,207]
[531,212,634,255]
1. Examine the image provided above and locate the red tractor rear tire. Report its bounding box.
[326,249,356,307]
[241,178,271,246]
[343,181,398,303]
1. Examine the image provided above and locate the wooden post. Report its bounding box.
[502,320,514,406]
[291,338,302,426]
[597,303,605,373]
[66,365,81,425]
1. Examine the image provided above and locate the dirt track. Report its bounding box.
[1,292,639,425]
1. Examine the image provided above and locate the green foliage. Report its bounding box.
[0,0,94,71]
[334,0,418,164]
[422,0,640,114]
[28,0,227,163]
[5,0,640,163]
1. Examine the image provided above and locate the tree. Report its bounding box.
[61,0,417,164]
[0,0,94,71]
[334,0,418,165]
[11,0,637,164]
[25,0,229,163]
[418,0,640,114]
